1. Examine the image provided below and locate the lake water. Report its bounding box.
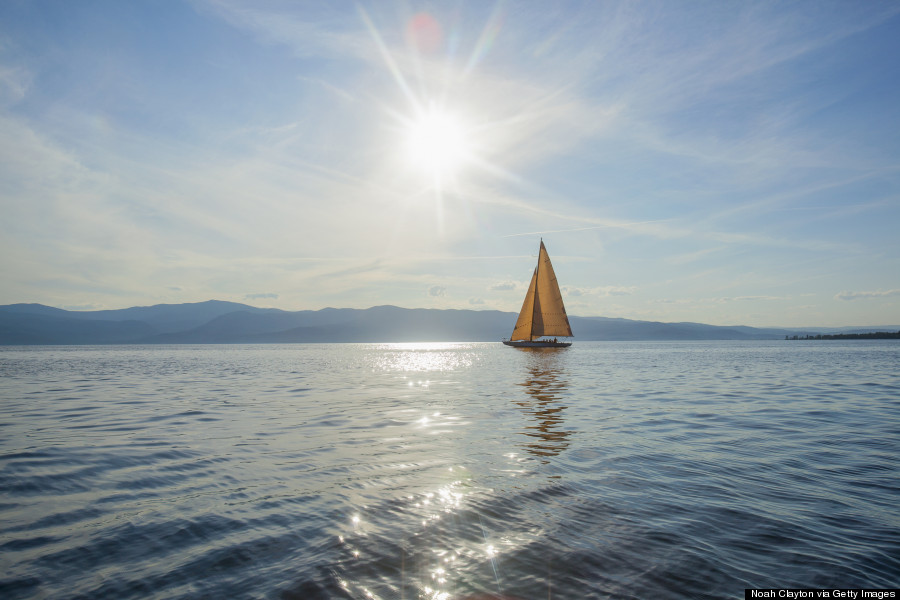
[1,341,898,599]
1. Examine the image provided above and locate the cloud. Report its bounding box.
[428,285,446,297]
[199,0,371,62]
[835,289,900,301]
[0,64,30,105]
[63,303,103,311]
[490,281,516,291]
[712,295,786,303]
[602,286,636,297]
[665,247,725,265]
[245,292,279,300]
[564,286,636,298]
[469,297,484,305]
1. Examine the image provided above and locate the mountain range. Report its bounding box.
[0,301,895,345]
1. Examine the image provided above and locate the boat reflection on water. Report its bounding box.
[514,350,573,462]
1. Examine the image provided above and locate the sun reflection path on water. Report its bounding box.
[336,436,525,598]
[338,476,489,600]
[369,343,480,374]
[338,470,538,600]
[333,342,548,599]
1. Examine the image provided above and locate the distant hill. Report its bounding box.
[0,310,156,345]
[0,301,896,345]
[0,300,262,334]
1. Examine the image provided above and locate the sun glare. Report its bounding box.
[406,108,469,179]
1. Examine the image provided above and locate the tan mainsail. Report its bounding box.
[510,240,573,341]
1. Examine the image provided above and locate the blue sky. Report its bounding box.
[1,0,899,327]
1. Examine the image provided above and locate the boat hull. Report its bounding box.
[502,340,572,348]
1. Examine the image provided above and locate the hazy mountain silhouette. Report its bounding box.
[0,310,156,345]
[0,301,895,345]
[0,300,261,334]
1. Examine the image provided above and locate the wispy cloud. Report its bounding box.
[0,64,29,104]
[564,285,636,298]
[197,0,371,62]
[712,295,789,303]
[835,290,900,301]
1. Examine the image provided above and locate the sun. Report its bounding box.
[405,107,470,179]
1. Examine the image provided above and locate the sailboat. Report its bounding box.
[503,240,573,348]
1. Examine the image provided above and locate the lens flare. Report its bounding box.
[406,12,443,54]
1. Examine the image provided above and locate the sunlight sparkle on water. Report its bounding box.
[374,343,476,373]
[333,467,531,600]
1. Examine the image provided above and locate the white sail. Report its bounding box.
[509,241,573,341]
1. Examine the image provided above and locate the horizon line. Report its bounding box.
[2,300,898,332]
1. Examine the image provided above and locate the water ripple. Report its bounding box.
[0,341,898,599]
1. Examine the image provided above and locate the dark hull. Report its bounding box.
[502,340,572,348]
